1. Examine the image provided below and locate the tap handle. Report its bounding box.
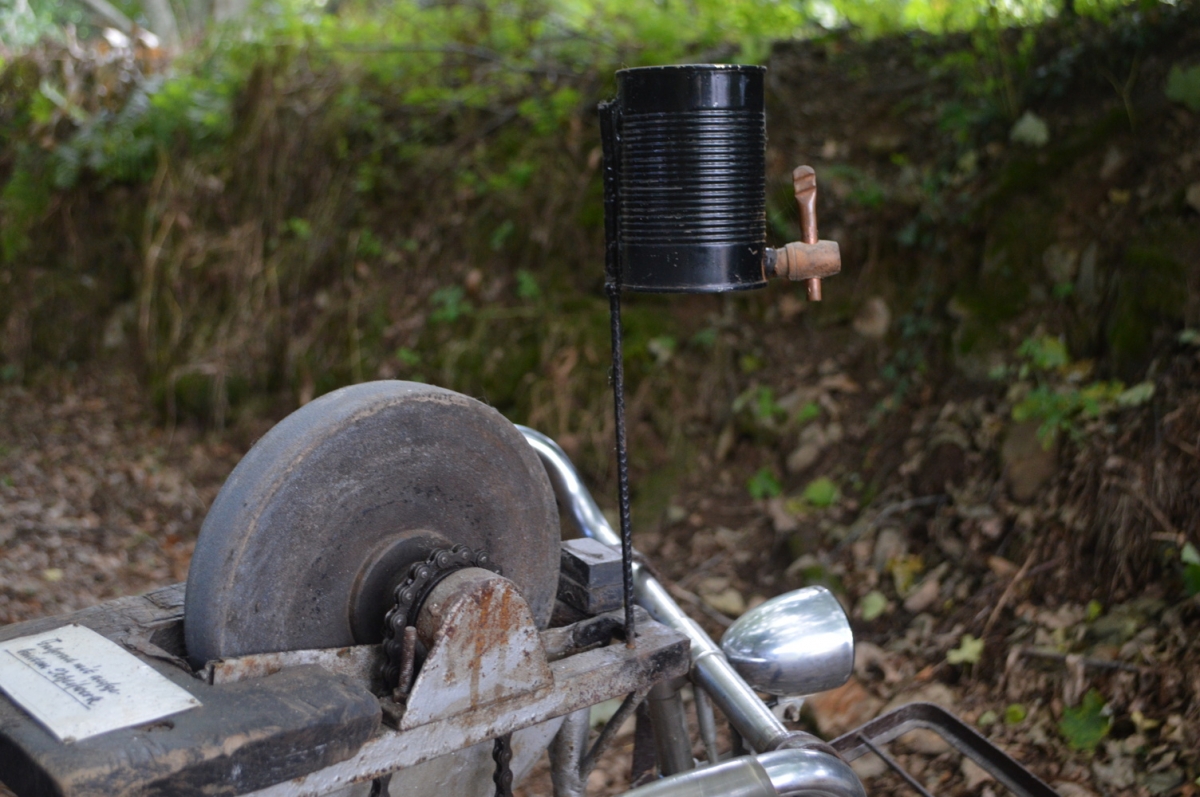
[793,166,822,300]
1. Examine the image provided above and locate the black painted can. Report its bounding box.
[602,64,767,293]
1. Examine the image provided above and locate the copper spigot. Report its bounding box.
[768,165,841,300]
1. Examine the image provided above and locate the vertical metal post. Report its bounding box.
[648,679,695,776]
[600,100,636,648]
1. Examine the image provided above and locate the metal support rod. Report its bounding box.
[606,285,637,648]
[617,748,866,797]
[549,709,590,797]
[856,734,935,797]
[647,680,694,776]
[581,687,649,777]
[518,429,796,753]
[693,686,720,766]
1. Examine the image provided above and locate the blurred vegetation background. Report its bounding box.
[4,1,1200,778]
[0,0,1197,484]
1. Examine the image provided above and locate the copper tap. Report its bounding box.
[769,165,840,301]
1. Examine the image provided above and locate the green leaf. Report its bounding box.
[690,328,717,349]
[977,710,998,727]
[747,467,782,500]
[1166,64,1200,112]
[1181,543,1200,595]
[859,591,888,621]
[1085,600,1103,622]
[515,269,541,301]
[1004,703,1027,724]
[739,354,764,374]
[1115,381,1154,408]
[1179,329,1200,347]
[946,633,984,665]
[1059,689,1110,751]
[395,347,421,367]
[793,401,821,425]
[1183,564,1200,597]
[429,286,470,323]
[648,336,676,366]
[1017,335,1069,371]
[802,477,840,508]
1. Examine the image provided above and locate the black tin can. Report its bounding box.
[601,64,767,293]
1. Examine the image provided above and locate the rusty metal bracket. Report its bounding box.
[241,607,687,797]
[831,702,1059,797]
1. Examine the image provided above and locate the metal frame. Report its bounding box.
[832,702,1059,797]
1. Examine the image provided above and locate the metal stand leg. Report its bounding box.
[549,708,590,797]
[647,679,694,777]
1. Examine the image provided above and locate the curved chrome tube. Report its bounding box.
[518,427,823,755]
[758,748,867,797]
[616,748,866,797]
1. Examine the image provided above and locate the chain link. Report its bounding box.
[380,543,499,693]
[492,733,514,797]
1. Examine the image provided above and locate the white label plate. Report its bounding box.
[0,624,200,743]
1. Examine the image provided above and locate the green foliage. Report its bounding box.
[734,386,785,425]
[1165,63,1200,112]
[946,633,984,665]
[1181,543,1200,597]
[801,476,840,508]
[515,270,541,301]
[1005,703,1028,724]
[1059,689,1111,751]
[690,328,718,349]
[1018,335,1070,373]
[429,286,471,323]
[794,401,821,425]
[859,590,888,621]
[747,467,783,500]
[1008,336,1155,446]
[1012,382,1124,444]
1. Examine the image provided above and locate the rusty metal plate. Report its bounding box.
[185,381,560,667]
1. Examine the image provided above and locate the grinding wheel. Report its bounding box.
[184,381,560,667]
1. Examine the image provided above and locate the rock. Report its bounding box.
[1187,182,1200,214]
[804,677,885,738]
[961,758,994,790]
[903,575,941,614]
[853,297,891,339]
[1010,111,1049,147]
[1001,421,1057,502]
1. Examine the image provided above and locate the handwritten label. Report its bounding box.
[0,624,200,742]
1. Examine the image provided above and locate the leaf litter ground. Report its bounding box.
[0,340,1196,797]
